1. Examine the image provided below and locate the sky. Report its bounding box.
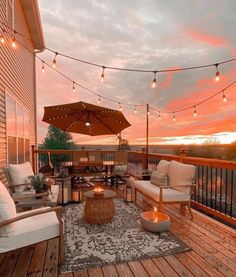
[37,0,236,145]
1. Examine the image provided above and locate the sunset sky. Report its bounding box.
[37,0,236,145]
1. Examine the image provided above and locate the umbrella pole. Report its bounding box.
[145,104,149,169]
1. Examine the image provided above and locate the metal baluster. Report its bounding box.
[230,170,234,217]
[219,168,223,213]
[206,166,209,206]
[201,166,204,204]
[210,167,213,208]
[197,165,200,203]
[214,168,217,209]
[225,169,228,215]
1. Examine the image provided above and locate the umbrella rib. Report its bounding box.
[92,113,119,135]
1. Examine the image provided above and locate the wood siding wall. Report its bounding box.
[0,0,36,183]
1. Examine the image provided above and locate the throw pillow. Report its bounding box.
[151,171,168,187]
[0,181,17,237]
[9,162,34,193]
[156,160,170,175]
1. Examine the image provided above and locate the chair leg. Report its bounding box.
[187,202,193,220]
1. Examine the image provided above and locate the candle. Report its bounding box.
[153,207,158,222]
[93,186,104,193]
[72,191,79,202]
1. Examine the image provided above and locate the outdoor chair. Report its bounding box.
[0,181,64,262]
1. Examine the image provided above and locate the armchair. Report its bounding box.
[0,181,64,262]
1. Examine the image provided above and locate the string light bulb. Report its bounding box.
[147,107,150,116]
[119,102,122,111]
[193,106,197,117]
[101,66,105,82]
[134,106,137,113]
[173,112,176,121]
[86,113,90,126]
[11,31,17,48]
[42,61,45,73]
[72,82,76,92]
[98,96,101,104]
[52,52,58,68]
[222,91,227,102]
[0,30,5,44]
[158,111,161,120]
[215,64,220,82]
[152,71,157,88]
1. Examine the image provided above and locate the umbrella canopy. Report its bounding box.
[42,101,131,136]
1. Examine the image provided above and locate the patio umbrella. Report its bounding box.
[42,101,131,136]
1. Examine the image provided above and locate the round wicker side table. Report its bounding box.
[84,189,116,224]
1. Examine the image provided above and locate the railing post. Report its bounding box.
[31,145,36,173]
[179,147,188,163]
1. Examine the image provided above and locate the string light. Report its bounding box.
[72,82,76,92]
[215,64,220,82]
[100,66,105,82]
[134,105,137,113]
[98,96,101,104]
[147,107,150,116]
[11,31,16,48]
[52,52,58,68]
[119,102,122,111]
[193,106,197,117]
[42,61,45,73]
[173,112,176,121]
[0,29,5,44]
[86,113,90,126]
[158,111,161,120]
[222,91,227,102]
[152,71,157,88]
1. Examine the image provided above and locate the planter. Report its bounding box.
[142,175,151,181]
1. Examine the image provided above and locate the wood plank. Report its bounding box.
[27,241,47,277]
[115,263,134,277]
[128,261,149,277]
[59,272,74,277]
[43,238,59,277]
[73,271,89,277]
[102,265,119,277]
[164,255,195,277]
[140,259,164,277]
[0,253,5,265]
[0,249,20,277]
[152,257,179,277]
[175,253,210,277]
[12,245,34,277]
[88,267,103,277]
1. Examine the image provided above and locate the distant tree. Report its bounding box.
[40,125,77,167]
[118,138,131,151]
[203,138,220,145]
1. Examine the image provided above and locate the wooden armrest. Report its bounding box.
[7,183,28,188]
[0,206,62,227]
[12,192,47,201]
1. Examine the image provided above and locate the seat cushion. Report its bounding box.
[0,181,17,237]
[156,160,170,175]
[9,162,34,193]
[0,207,60,253]
[168,161,196,193]
[131,179,190,202]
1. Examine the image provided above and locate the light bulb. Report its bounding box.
[119,103,122,111]
[0,33,5,44]
[193,106,197,117]
[98,97,101,104]
[215,64,220,82]
[101,66,105,82]
[223,92,227,102]
[134,106,137,113]
[11,37,16,48]
[173,112,176,121]
[152,71,157,88]
[73,82,75,92]
[158,112,161,120]
[86,122,90,126]
[42,62,45,73]
[52,52,58,68]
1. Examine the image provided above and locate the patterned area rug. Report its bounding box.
[61,199,191,272]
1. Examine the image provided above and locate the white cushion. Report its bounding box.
[0,181,17,236]
[168,161,196,194]
[0,207,60,253]
[151,171,168,187]
[156,160,170,175]
[9,162,34,193]
[130,179,190,202]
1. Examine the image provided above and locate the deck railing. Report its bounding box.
[32,146,236,225]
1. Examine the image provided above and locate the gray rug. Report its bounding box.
[61,199,191,272]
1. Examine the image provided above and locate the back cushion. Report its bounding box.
[168,161,196,194]
[151,171,168,187]
[9,162,34,193]
[0,181,16,236]
[156,160,170,175]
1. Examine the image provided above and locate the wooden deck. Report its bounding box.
[0,203,236,277]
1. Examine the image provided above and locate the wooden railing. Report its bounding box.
[32,146,236,226]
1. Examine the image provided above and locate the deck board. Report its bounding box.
[0,203,235,277]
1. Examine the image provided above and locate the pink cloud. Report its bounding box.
[185,29,227,47]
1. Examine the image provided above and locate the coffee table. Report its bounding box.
[84,189,116,224]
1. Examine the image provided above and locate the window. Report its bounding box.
[6,0,14,28]
[6,94,30,164]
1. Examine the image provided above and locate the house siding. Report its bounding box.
[0,0,37,183]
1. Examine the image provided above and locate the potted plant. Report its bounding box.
[142,169,152,180]
[30,173,49,197]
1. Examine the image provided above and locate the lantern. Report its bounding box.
[56,176,72,206]
[125,183,132,203]
[72,188,83,203]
